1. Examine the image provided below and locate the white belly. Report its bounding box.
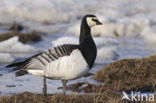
[45,49,89,80]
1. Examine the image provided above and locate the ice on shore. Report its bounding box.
[0,36,37,63]
[0,36,36,53]
[96,46,118,62]
[52,36,119,62]
[140,27,156,43]
[0,53,14,63]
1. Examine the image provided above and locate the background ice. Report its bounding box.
[0,53,14,63]
[0,0,155,40]
[0,36,36,53]
[0,36,38,63]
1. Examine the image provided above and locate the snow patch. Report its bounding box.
[0,36,36,53]
[140,27,156,43]
[96,46,118,63]
[0,53,14,63]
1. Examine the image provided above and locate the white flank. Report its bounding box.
[27,70,44,76]
[45,49,88,80]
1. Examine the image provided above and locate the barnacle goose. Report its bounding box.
[6,14,102,95]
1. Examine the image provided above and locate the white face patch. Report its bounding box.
[86,17,98,27]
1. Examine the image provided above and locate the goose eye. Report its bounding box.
[92,19,98,22]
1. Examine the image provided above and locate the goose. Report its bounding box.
[6,14,102,95]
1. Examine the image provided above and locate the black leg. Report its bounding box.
[42,76,47,96]
[62,80,68,95]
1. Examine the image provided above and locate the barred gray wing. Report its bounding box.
[7,44,78,71]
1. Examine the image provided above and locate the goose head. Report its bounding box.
[84,14,102,27]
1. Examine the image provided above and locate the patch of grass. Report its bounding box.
[93,55,156,92]
[0,92,122,103]
[0,92,155,103]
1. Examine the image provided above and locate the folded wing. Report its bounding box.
[6,44,78,76]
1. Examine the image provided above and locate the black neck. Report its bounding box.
[79,19,92,44]
[78,18,97,69]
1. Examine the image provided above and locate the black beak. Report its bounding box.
[96,20,102,25]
